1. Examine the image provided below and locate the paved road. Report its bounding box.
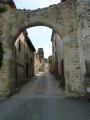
[0,72,90,120]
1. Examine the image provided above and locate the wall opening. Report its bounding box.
[13,25,64,92]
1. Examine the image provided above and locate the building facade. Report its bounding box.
[34,48,48,73]
[34,53,42,74]
[14,31,36,86]
[37,48,44,59]
[37,48,45,72]
[51,30,64,79]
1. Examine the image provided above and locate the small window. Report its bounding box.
[18,39,21,52]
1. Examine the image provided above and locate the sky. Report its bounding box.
[13,0,61,58]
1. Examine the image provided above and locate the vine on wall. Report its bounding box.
[0,42,4,68]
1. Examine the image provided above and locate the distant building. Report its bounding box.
[37,48,44,72]
[14,31,36,86]
[37,48,44,59]
[51,30,64,78]
[34,48,48,73]
[34,53,42,74]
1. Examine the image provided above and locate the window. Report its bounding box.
[18,39,21,52]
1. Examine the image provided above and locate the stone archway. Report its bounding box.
[0,0,87,98]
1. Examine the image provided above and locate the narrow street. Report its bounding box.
[0,72,90,120]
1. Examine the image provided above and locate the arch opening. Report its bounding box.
[12,23,63,47]
[13,25,65,92]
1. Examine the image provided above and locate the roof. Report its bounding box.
[26,36,36,52]
[22,30,36,52]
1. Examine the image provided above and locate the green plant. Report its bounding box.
[0,42,4,68]
[48,59,52,64]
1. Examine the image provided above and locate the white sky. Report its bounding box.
[13,0,61,58]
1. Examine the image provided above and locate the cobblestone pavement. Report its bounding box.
[0,72,90,120]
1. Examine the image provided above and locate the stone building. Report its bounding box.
[51,30,64,79]
[34,53,42,74]
[2,0,36,88]
[14,31,36,86]
[1,0,90,97]
[37,48,44,72]
[35,48,48,73]
[37,48,44,59]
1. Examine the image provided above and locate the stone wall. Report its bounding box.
[15,33,25,85]
[0,0,90,98]
[15,32,35,86]
[51,31,64,78]
[34,53,42,74]
[34,53,47,74]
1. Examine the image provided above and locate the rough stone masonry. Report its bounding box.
[0,0,90,98]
